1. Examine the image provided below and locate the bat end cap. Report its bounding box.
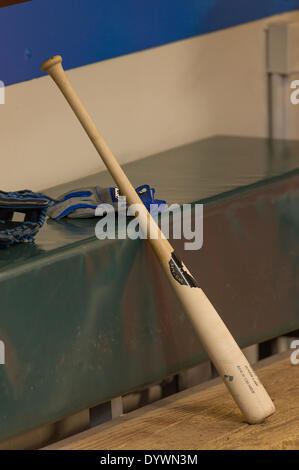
[41,55,63,73]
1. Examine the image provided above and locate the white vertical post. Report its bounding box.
[111,397,123,419]
[266,22,299,139]
[269,74,288,139]
[0,81,5,105]
[0,341,5,365]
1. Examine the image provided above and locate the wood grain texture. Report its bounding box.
[45,353,299,450]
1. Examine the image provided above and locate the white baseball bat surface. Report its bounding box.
[41,55,275,424]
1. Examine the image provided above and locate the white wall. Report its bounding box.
[1,10,299,191]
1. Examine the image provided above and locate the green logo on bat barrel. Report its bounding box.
[224,374,234,382]
[169,252,198,288]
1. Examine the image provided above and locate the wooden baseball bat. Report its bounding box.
[41,55,275,424]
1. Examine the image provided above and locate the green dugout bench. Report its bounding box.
[0,136,298,446]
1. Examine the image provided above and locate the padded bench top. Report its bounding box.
[1,135,298,272]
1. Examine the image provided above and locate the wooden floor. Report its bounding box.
[45,353,299,450]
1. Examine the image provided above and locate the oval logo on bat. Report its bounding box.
[169,252,198,288]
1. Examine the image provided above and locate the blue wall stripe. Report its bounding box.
[1,0,299,86]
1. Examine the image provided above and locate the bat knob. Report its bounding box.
[41,55,63,73]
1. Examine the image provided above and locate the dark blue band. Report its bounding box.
[2,0,299,86]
